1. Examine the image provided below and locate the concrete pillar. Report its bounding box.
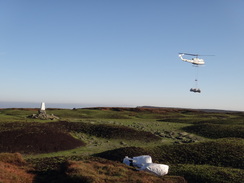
[40,102,45,111]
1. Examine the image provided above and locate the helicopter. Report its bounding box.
[179,53,213,93]
[178,53,205,65]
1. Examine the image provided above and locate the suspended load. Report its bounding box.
[190,88,201,93]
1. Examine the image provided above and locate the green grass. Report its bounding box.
[0,107,243,183]
[170,164,244,183]
[183,123,244,138]
[95,138,244,169]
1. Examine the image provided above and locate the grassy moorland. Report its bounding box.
[0,107,243,183]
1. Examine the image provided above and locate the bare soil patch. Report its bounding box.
[0,123,85,154]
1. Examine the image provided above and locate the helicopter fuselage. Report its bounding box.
[179,54,205,65]
[191,58,205,65]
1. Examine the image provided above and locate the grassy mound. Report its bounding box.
[0,121,160,154]
[183,123,244,138]
[170,164,244,183]
[0,153,34,183]
[0,123,85,154]
[95,139,244,183]
[0,153,26,166]
[65,158,187,183]
[27,156,187,183]
[0,162,34,183]
[0,122,161,154]
[95,138,244,169]
[150,138,244,169]
[47,107,201,120]
[95,147,150,162]
[55,121,161,142]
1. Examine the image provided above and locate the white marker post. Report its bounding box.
[39,102,46,114]
[40,102,45,110]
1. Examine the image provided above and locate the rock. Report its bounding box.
[174,141,182,144]
[179,132,188,136]
[28,112,59,120]
[27,102,59,120]
[120,141,127,145]
[176,136,184,140]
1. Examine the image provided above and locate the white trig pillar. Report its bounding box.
[40,102,46,111]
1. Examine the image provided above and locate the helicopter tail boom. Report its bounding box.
[179,54,193,63]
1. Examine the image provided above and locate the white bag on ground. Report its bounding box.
[123,156,133,166]
[139,163,169,176]
[132,155,152,168]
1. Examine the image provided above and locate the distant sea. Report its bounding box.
[0,101,131,109]
[0,102,242,112]
[0,101,97,109]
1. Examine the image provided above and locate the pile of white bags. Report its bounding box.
[139,163,169,176]
[123,155,169,176]
[123,156,133,166]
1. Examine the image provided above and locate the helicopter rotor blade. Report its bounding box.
[179,53,214,57]
[198,54,215,56]
[179,53,199,56]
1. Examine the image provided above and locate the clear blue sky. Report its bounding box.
[1,0,244,111]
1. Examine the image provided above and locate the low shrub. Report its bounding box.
[95,147,150,162]
[56,121,161,142]
[27,156,68,172]
[151,138,244,169]
[95,138,244,169]
[170,164,244,183]
[28,156,186,183]
[0,153,34,183]
[183,123,244,138]
[0,162,34,183]
[0,152,26,165]
[65,158,187,183]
